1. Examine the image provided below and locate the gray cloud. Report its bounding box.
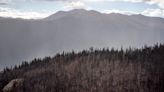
[35,0,74,1]
[0,2,8,5]
[34,0,164,9]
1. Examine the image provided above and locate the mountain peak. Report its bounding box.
[45,9,101,20]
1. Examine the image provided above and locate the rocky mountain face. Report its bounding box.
[3,78,24,92]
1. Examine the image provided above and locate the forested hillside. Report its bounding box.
[0,44,164,92]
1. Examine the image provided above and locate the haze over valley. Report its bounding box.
[0,9,164,69]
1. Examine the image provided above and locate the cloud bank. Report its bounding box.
[36,0,164,8]
[64,1,87,9]
[0,0,11,5]
[0,0,164,18]
[0,7,51,19]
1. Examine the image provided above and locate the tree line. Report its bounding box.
[0,44,164,92]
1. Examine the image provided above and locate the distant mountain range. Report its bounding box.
[0,9,164,69]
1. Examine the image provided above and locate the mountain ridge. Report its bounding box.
[0,9,163,20]
[0,9,164,70]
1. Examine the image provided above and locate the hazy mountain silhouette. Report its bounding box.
[0,9,164,69]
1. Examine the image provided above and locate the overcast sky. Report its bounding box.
[0,0,164,19]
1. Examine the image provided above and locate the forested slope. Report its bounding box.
[0,44,164,92]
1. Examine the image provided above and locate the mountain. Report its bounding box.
[0,9,164,69]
